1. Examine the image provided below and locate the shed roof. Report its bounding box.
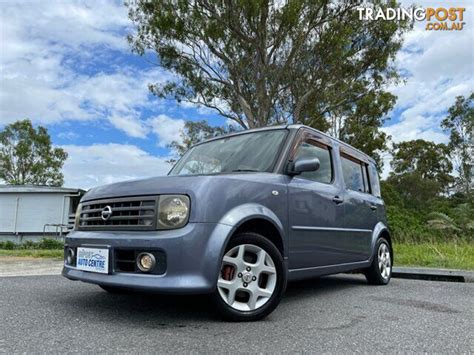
[0,185,86,194]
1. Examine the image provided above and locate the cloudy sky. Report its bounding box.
[1,0,473,188]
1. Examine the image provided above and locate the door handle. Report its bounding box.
[332,196,344,204]
[370,205,377,211]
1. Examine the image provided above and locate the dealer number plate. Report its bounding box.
[76,247,109,274]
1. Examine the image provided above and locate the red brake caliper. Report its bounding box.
[222,265,235,281]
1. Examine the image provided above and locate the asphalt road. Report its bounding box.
[1,274,472,353]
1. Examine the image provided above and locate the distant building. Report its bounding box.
[0,185,85,242]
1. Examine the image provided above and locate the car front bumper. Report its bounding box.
[62,222,233,294]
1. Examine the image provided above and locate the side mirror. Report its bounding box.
[287,157,320,176]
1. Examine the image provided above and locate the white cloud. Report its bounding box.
[62,144,172,189]
[108,114,149,139]
[57,131,79,141]
[1,0,129,62]
[383,0,474,144]
[382,115,448,144]
[0,0,191,189]
[0,0,174,141]
[148,114,185,147]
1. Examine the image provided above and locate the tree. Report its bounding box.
[427,204,474,238]
[387,139,454,207]
[441,93,473,194]
[0,119,68,186]
[335,90,395,168]
[128,0,411,163]
[426,212,460,233]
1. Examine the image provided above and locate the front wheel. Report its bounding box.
[364,237,392,285]
[212,233,287,321]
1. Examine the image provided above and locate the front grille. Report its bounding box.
[78,196,159,231]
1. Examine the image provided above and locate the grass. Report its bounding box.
[394,241,474,270]
[0,249,63,259]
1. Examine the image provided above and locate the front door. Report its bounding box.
[288,131,346,269]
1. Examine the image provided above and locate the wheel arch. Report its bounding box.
[370,222,393,263]
[203,204,286,293]
[218,203,286,257]
[232,218,284,256]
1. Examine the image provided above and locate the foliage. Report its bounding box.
[452,203,474,231]
[384,205,430,243]
[0,238,64,250]
[426,212,460,232]
[390,140,453,184]
[382,94,474,245]
[387,140,454,208]
[336,90,395,168]
[0,241,16,250]
[441,92,474,194]
[425,204,474,235]
[128,0,412,166]
[0,119,68,186]
[383,178,474,243]
[37,238,64,250]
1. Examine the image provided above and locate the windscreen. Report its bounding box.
[169,130,288,176]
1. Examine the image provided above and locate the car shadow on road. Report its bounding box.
[56,274,368,325]
[285,274,367,301]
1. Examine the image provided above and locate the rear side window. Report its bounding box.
[294,140,332,184]
[369,164,381,197]
[341,155,369,193]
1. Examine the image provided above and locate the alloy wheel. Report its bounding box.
[378,242,391,280]
[217,244,277,311]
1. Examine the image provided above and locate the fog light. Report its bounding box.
[137,252,155,272]
[66,248,75,265]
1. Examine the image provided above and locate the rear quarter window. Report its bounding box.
[369,163,381,197]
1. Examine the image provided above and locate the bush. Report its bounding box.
[37,238,64,250]
[0,241,16,250]
[0,238,63,250]
[21,240,37,250]
[386,206,431,243]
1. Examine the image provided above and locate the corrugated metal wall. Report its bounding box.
[0,193,71,234]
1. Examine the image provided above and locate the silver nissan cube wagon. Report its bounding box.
[63,125,392,321]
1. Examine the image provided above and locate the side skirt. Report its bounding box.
[287,260,371,281]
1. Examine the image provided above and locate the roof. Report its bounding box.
[287,124,376,164]
[193,124,375,163]
[0,185,86,194]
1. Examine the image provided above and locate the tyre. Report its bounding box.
[364,237,392,285]
[212,232,287,321]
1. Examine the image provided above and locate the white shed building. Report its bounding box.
[0,185,85,242]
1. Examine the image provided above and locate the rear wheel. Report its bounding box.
[364,237,392,285]
[213,233,287,321]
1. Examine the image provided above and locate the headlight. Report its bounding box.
[74,204,82,230]
[157,195,190,229]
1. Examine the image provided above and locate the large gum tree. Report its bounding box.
[128,0,411,166]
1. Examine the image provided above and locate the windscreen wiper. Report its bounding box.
[231,169,260,172]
